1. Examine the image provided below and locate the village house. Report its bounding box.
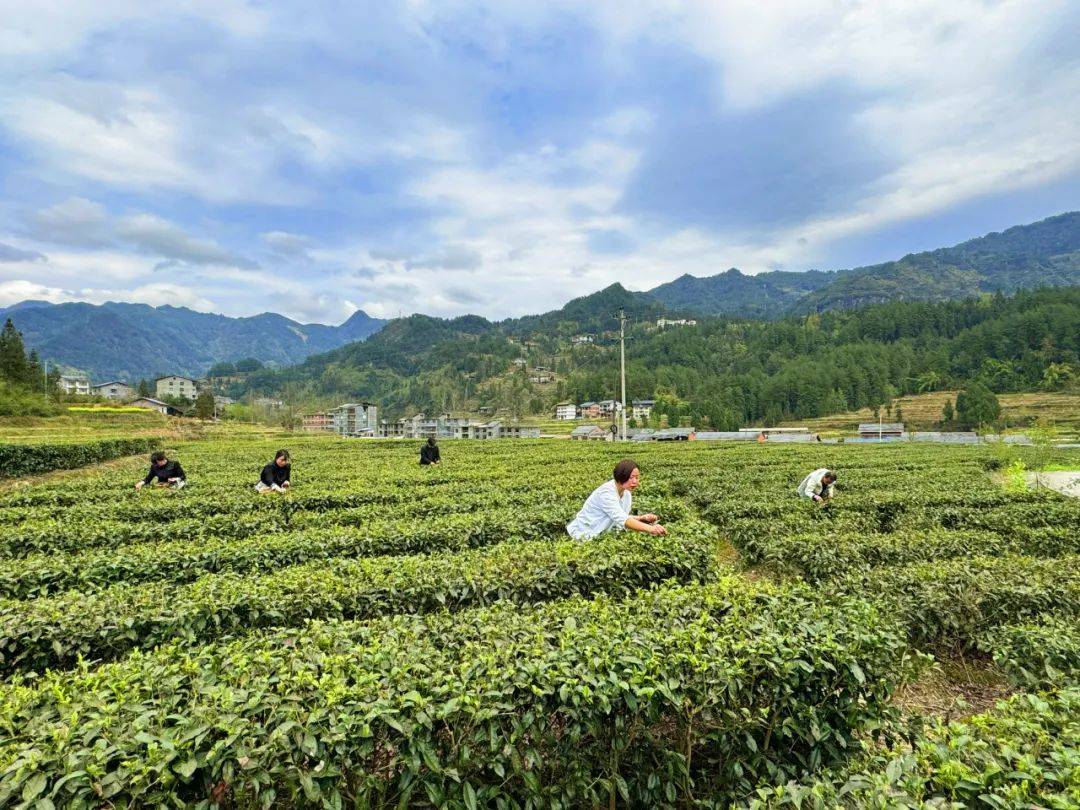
[155,375,199,400]
[656,318,698,329]
[631,399,655,420]
[59,374,91,396]
[131,397,182,415]
[554,402,577,420]
[579,401,601,419]
[597,400,623,418]
[571,335,594,345]
[330,402,379,436]
[91,380,134,401]
[570,425,609,441]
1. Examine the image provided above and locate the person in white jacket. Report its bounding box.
[567,459,666,540]
[796,468,837,503]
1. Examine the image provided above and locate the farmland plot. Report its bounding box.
[0,436,1075,807]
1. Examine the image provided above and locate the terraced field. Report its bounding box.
[0,436,1076,807]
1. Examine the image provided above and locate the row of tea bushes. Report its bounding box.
[0,527,717,674]
[0,578,911,808]
[0,437,157,479]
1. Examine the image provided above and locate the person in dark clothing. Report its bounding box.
[420,437,441,466]
[256,449,291,493]
[136,451,186,490]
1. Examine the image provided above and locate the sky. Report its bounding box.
[0,0,1078,325]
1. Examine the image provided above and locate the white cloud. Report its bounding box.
[126,282,216,310]
[21,198,257,270]
[117,214,256,268]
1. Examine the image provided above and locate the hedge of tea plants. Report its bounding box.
[0,436,1075,807]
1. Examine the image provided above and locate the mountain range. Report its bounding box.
[648,211,1080,316]
[3,211,1078,382]
[0,301,384,382]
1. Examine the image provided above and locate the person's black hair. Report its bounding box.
[275,449,290,462]
[613,458,639,484]
[150,451,167,464]
[824,470,837,481]
[427,437,437,446]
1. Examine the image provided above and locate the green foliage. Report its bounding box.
[956,382,1002,428]
[0,438,1076,806]
[0,529,715,674]
[0,437,156,478]
[0,380,56,417]
[748,688,1080,809]
[942,398,954,422]
[982,615,1080,690]
[0,578,910,808]
[193,389,215,419]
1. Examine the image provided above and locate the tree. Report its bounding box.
[194,389,216,419]
[955,383,1000,429]
[914,370,941,393]
[233,358,264,373]
[137,379,152,397]
[0,319,30,387]
[207,361,236,377]
[942,399,954,423]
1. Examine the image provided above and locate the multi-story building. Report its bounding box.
[554,402,577,420]
[378,413,539,440]
[656,318,697,329]
[155,375,199,400]
[571,335,594,345]
[597,400,623,418]
[631,399,655,420]
[59,375,91,396]
[579,401,600,419]
[301,412,334,432]
[330,402,379,436]
[91,380,134,400]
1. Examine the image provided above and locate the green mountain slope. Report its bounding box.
[647,268,834,318]
[645,212,1080,317]
[794,211,1080,313]
[0,302,385,382]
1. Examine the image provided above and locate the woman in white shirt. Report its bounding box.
[567,459,667,540]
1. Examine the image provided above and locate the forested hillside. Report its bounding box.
[0,301,385,381]
[241,287,1080,428]
[648,211,1080,317]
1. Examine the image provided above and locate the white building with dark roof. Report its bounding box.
[91,381,135,401]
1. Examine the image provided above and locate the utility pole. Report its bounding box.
[618,309,628,441]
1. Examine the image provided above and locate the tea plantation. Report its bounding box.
[0,436,1076,808]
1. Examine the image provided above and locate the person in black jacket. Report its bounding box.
[136,451,186,490]
[256,449,291,493]
[420,437,441,466]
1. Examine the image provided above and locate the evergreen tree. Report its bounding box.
[955,383,1000,429]
[25,350,44,393]
[194,389,216,419]
[0,319,30,387]
[942,399,954,423]
[137,379,152,397]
